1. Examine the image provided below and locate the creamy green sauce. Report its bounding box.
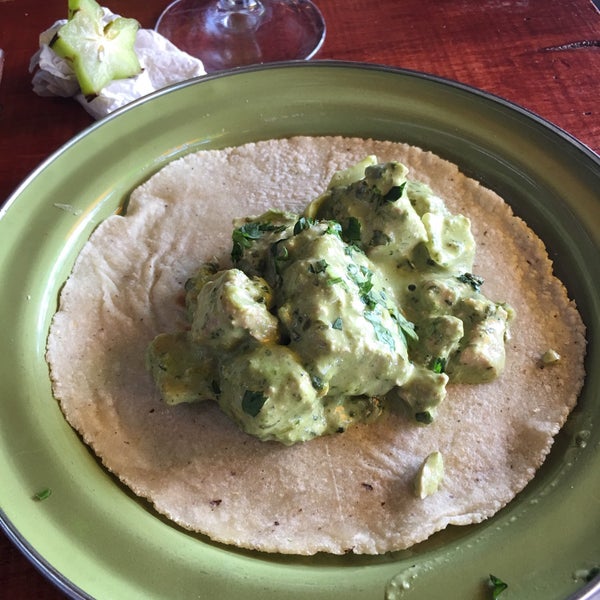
[147,156,514,445]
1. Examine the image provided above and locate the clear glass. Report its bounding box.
[155,0,326,72]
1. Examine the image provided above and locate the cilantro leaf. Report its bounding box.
[308,259,329,274]
[325,221,342,237]
[345,262,417,351]
[431,356,446,374]
[390,309,418,344]
[311,375,326,391]
[364,309,396,351]
[382,182,406,202]
[342,216,362,243]
[489,574,508,599]
[242,390,267,417]
[457,272,485,292]
[415,411,433,424]
[272,242,289,263]
[346,263,375,306]
[293,216,314,235]
[231,221,288,262]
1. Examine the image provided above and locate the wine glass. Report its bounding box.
[155,0,326,73]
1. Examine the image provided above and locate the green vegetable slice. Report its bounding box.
[50,0,141,96]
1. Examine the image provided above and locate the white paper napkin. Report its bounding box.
[30,8,206,120]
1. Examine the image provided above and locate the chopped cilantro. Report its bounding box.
[309,259,329,274]
[382,182,406,202]
[364,309,396,351]
[362,291,378,310]
[346,262,417,351]
[489,574,508,598]
[342,216,362,243]
[344,243,364,256]
[332,317,343,330]
[229,245,241,263]
[273,243,289,262]
[325,221,342,236]
[234,221,263,242]
[311,375,326,391]
[431,356,446,374]
[457,272,485,292]
[390,309,418,344]
[241,390,267,417]
[231,221,286,262]
[347,263,375,305]
[33,488,52,501]
[293,216,313,235]
[415,411,433,424]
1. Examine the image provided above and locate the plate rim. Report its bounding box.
[1,60,598,600]
[2,60,599,220]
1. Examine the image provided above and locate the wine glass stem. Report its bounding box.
[216,0,265,30]
[217,0,263,14]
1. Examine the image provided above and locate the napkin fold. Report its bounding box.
[30,8,206,120]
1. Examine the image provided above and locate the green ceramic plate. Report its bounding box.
[0,62,598,600]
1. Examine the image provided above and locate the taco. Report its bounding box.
[46,136,586,555]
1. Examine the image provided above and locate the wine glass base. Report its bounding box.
[156,0,326,72]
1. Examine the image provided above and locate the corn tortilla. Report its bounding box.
[46,136,586,555]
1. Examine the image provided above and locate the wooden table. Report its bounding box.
[0,0,598,597]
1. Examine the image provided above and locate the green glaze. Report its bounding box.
[0,63,598,600]
[148,160,511,443]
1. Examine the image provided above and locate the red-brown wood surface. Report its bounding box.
[0,0,599,597]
